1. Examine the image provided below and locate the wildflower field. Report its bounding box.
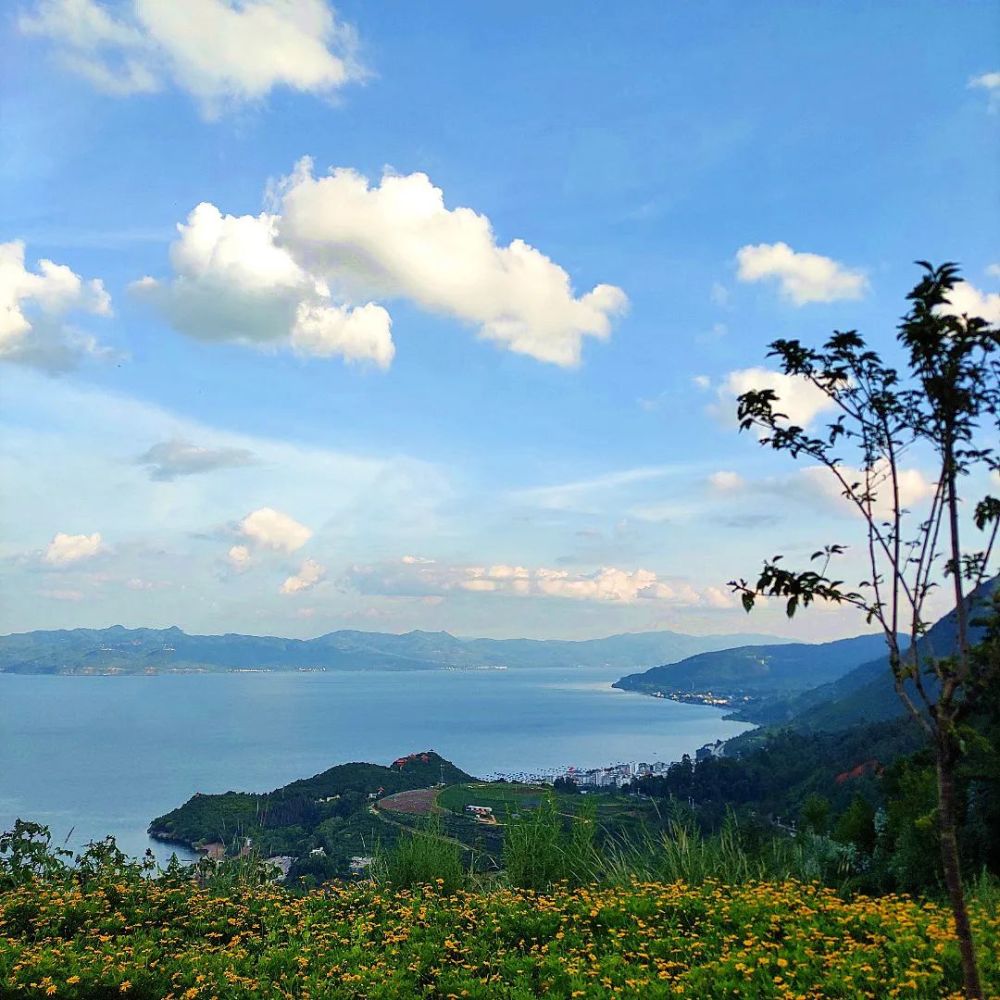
[1,876,997,999]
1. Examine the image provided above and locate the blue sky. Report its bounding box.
[1,0,998,640]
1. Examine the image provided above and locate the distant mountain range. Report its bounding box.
[0,624,787,675]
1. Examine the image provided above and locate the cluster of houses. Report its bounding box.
[547,743,729,789]
[556,760,670,789]
[647,689,754,708]
[464,804,497,823]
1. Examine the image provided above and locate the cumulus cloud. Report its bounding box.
[43,531,104,565]
[940,280,1000,324]
[716,368,837,429]
[346,557,728,606]
[20,0,365,118]
[227,544,252,571]
[735,242,868,305]
[281,557,326,594]
[969,71,1000,111]
[136,437,257,480]
[238,507,312,553]
[275,159,628,366]
[132,203,394,367]
[1,239,112,370]
[138,160,626,367]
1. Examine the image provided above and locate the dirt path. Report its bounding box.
[377,787,441,815]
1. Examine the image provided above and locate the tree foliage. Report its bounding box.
[729,262,999,998]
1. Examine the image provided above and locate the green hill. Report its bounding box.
[148,751,476,860]
[612,633,888,709]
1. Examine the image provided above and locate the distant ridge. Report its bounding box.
[778,577,999,731]
[612,633,890,710]
[0,623,788,675]
[612,578,998,729]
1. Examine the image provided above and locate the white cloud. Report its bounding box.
[969,71,1000,111]
[986,264,1000,279]
[137,438,256,480]
[238,507,312,553]
[44,531,104,565]
[227,544,252,571]
[347,557,727,607]
[139,161,626,368]
[20,0,365,118]
[692,375,711,390]
[0,239,112,370]
[534,566,665,603]
[133,203,393,367]
[799,462,937,519]
[275,158,629,366]
[281,557,325,594]
[941,280,1000,324]
[717,367,837,429]
[736,242,868,305]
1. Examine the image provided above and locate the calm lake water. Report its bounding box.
[0,668,751,862]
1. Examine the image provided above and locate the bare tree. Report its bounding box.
[729,263,999,999]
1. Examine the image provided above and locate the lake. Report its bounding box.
[0,667,751,862]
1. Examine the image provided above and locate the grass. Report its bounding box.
[437,782,548,821]
[371,818,465,894]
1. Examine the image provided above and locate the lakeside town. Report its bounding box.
[489,739,728,789]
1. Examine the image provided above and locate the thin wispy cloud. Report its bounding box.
[509,467,683,512]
